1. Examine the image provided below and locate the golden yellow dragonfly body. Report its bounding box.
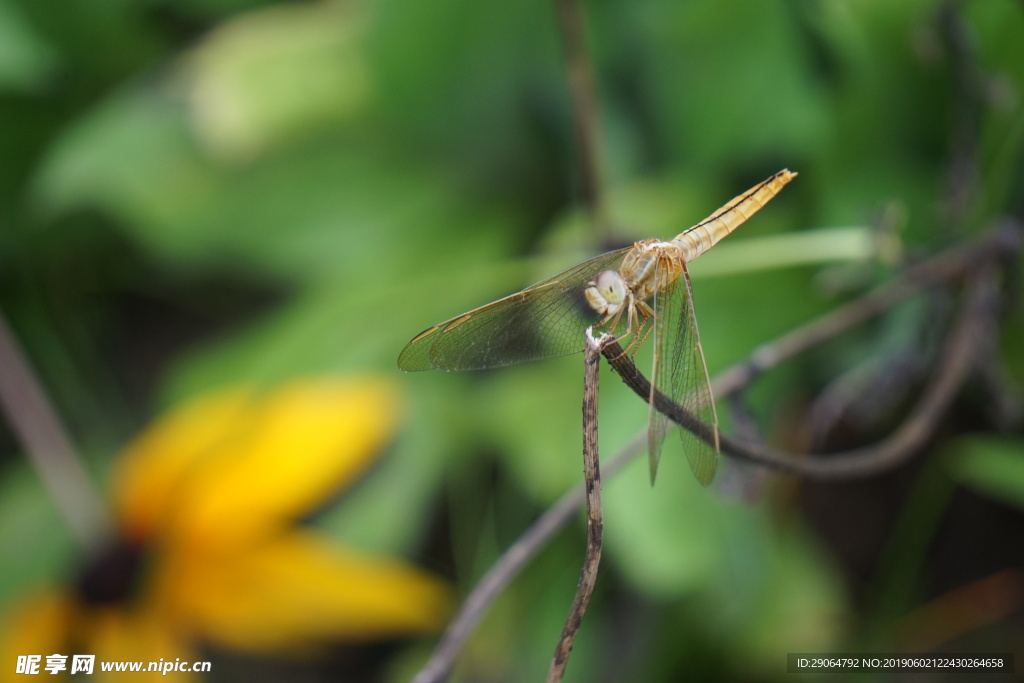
[399,169,797,485]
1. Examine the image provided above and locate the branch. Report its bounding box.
[552,0,609,239]
[0,310,111,549]
[547,331,607,682]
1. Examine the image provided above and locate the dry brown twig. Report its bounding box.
[546,330,608,683]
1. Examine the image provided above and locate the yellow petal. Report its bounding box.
[0,589,74,670]
[115,376,400,546]
[113,386,258,540]
[85,605,200,683]
[179,376,402,546]
[161,529,451,652]
[0,590,200,682]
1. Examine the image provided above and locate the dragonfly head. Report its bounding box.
[585,270,628,316]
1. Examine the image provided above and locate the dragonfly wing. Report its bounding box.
[398,247,631,371]
[646,262,671,485]
[649,263,720,486]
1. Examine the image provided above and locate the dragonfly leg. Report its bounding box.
[603,296,648,361]
[612,301,652,359]
[596,305,626,338]
[627,301,655,358]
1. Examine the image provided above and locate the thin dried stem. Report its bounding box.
[547,331,607,682]
[0,310,110,549]
[552,0,609,240]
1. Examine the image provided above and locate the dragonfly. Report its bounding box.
[399,169,797,486]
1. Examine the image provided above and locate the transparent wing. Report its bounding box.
[646,264,672,485]
[647,262,720,486]
[398,247,632,371]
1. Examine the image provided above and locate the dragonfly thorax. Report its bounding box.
[619,240,684,302]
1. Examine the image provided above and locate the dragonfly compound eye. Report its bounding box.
[585,270,628,316]
[595,270,626,301]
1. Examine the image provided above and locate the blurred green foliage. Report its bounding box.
[2,0,1023,680]
[949,436,1024,511]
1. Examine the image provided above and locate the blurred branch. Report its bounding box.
[413,223,1019,681]
[938,0,984,226]
[552,0,609,240]
[547,331,606,683]
[0,310,111,549]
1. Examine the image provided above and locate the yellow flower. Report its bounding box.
[2,377,451,680]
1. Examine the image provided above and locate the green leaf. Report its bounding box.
[947,436,1024,510]
[176,2,372,162]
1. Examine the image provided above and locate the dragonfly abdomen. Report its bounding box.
[672,169,797,262]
